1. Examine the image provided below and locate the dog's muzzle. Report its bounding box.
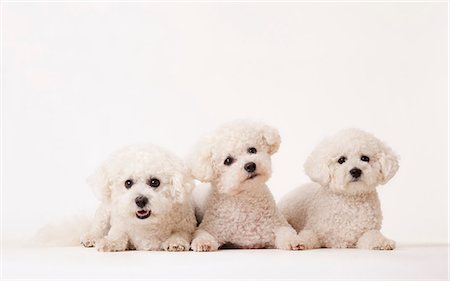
[244,162,256,173]
[136,209,151,219]
[247,173,259,180]
[244,162,259,181]
[349,167,362,181]
[135,195,151,219]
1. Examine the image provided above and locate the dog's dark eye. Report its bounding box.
[124,179,134,189]
[148,178,160,188]
[247,147,257,154]
[337,156,347,164]
[361,155,370,162]
[224,156,235,166]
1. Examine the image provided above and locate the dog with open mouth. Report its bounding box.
[80,143,196,252]
[189,120,304,251]
[278,129,399,250]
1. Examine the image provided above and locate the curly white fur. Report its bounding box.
[189,120,304,251]
[279,128,399,250]
[80,144,197,252]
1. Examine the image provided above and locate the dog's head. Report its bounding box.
[304,129,399,194]
[189,120,281,195]
[87,144,193,221]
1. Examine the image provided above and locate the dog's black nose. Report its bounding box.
[244,162,256,173]
[349,168,362,178]
[135,196,148,208]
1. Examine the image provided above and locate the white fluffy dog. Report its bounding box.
[80,144,197,252]
[279,129,399,250]
[189,121,304,251]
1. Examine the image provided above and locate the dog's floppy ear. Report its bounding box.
[170,170,195,203]
[304,141,331,187]
[188,137,215,182]
[86,163,111,202]
[261,125,281,155]
[377,142,399,185]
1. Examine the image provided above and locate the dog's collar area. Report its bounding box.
[136,209,151,219]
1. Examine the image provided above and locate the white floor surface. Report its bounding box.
[2,244,448,280]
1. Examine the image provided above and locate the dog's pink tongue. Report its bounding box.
[137,210,147,215]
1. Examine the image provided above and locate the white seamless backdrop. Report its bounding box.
[2,2,448,245]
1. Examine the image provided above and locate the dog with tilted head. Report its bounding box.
[279,129,399,250]
[189,120,304,251]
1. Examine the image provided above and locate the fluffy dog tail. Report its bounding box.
[32,215,92,247]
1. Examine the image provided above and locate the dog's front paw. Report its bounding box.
[191,237,219,252]
[96,238,128,252]
[277,236,306,251]
[357,230,396,250]
[369,238,396,250]
[162,237,190,252]
[80,233,97,248]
